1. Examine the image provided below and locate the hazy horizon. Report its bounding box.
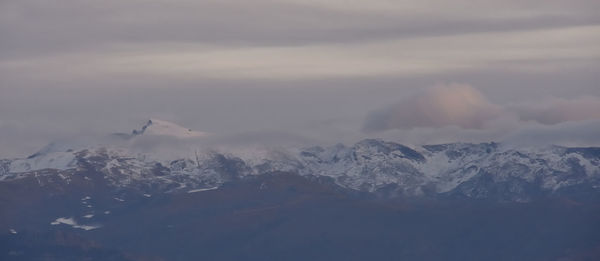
[1,0,599,158]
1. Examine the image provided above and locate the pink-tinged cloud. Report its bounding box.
[363,84,501,132]
[364,84,600,133]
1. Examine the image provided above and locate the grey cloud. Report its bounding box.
[2,0,598,82]
[366,119,600,148]
[504,120,600,147]
[510,97,600,125]
[2,0,599,59]
[1,0,599,158]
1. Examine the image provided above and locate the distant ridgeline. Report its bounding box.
[1,119,599,260]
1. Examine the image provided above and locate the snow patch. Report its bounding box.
[9,151,77,173]
[50,217,100,231]
[136,119,209,138]
[187,187,219,193]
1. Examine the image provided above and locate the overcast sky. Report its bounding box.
[1,0,599,158]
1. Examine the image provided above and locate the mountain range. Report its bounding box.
[1,119,599,260]
[2,119,599,202]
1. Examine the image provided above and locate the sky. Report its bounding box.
[1,0,599,158]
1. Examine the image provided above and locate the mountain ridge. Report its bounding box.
[2,120,600,260]
[1,126,598,202]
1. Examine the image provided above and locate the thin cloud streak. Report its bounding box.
[2,25,599,81]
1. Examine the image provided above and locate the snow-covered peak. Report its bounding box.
[8,151,77,174]
[132,119,209,138]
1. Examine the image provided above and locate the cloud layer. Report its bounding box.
[363,84,600,146]
[1,0,599,82]
[512,97,600,125]
[1,1,599,157]
[365,84,600,132]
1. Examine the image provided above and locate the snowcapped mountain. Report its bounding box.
[1,119,599,202]
[2,120,600,261]
[130,118,209,138]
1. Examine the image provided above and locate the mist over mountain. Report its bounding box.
[2,119,599,260]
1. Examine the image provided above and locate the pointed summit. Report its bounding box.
[132,118,209,138]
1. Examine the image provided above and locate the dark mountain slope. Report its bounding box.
[2,172,599,261]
